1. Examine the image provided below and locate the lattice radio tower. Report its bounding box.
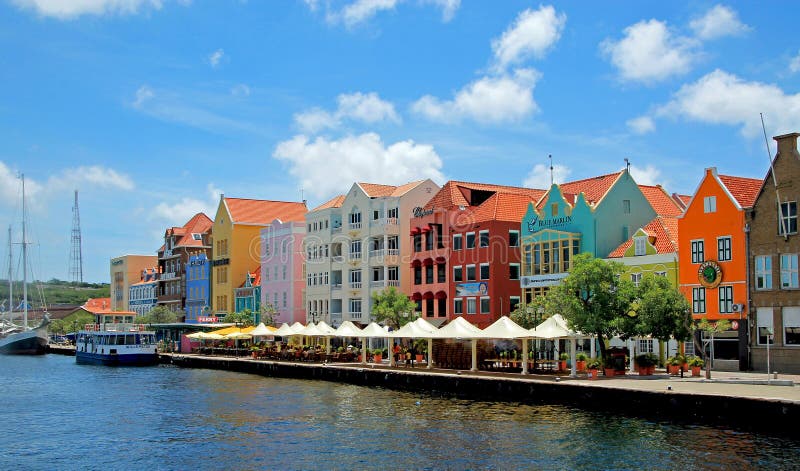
[69,189,83,284]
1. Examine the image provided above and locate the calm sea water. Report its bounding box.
[1,354,798,470]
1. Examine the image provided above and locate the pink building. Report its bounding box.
[260,218,306,325]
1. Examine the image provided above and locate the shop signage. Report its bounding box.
[455,282,489,296]
[520,273,569,288]
[412,207,434,218]
[731,320,739,330]
[526,213,573,233]
[198,316,218,323]
[211,258,230,267]
[111,259,124,266]
[697,260,722,288]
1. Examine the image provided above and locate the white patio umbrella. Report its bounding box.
[480,316,536,374]
[334,321,364,337]
[289,322,306,333]
[249,322,274,337]
[530,314,586,377]
[388,319,440,368]
[358,322,390,365]
[314,321,336,353]
[273,323,296,337]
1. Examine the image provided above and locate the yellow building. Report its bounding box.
[212,195,307,315]
[110,254,158,311]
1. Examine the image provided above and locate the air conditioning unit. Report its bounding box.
[732,303,744,312]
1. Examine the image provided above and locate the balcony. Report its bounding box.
[387,249,399,256]
[387,280,400,287]
[370,280,385,288]
[331,283,342,290]
[157,293,182,303]
[348,252,362,261]
[350,282,362,289]
[349,222,362,230]
[369,249,385,259]
[160,272,179,281]
[332,255,344,263]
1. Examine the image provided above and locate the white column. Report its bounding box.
[522,339,529,374]
[590,336,596,358]
[361,336,367,364]
[471,339,478,372]
[628,338,635,373]
[388,338,394,366]
[427,337,434,369]
[569,338,577,377]
[383,234,388,287]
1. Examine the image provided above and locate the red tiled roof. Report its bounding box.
[225,198,308,225]
[174,213,212,247]
[357,180,427,198]
[311,194,345,212]
[718,174,762,208]
[238,270,261,288]
[608,217,678,257]
[468,192,540,223]
[558,171,623,205]
[82,298,111,313]
[673,193,691,209]
[423,180,546,211]
[639,185,683,217]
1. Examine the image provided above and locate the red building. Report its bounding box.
[409,181,546,328]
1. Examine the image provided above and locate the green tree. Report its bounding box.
[510,296,548,329]
[259,303,278,326]
[48,319,66,335]
[371,287,417,330]
[633,274,693,342]
[62,311,95,332]
[696,317,732,379]
[136,306,179,324]
[546,253,636,362]
[224,308,255,327]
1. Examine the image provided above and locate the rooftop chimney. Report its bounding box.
[774,132,800,160]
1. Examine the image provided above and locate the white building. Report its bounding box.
[128,268,159,317]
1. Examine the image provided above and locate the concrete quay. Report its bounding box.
[162,353,800,437]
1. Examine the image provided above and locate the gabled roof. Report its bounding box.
[718,174,762,208]
[238,270,261,289]
[357,180,428,198]
[672,193,691,209]
[224,198,307,225]
[607,217,679,258]
[468,192,541,223]
[423,180,546,211]
[311,194,345,212]
[82,298,111,313]
[557,171,623,206]
[169,213,213,248]
[638,185,683,217]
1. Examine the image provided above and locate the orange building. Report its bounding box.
[678,168,761,370]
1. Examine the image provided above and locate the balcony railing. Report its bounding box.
[369,249,385,258]
[370,280,385,288]
[350,282,362,289]
[387,280,400,287]
[349,222,362,229]
[386,249,399,256]
[348,252,362,261]
[331,283,342,290]
[350,310,362,319]
[332,255,344,263]
[332,225,342,233]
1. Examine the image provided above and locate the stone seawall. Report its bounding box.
[163,354,800,437]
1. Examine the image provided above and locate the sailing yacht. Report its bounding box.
[0,174,49,355]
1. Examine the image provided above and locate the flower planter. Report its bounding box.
[603,367,615,377]
[373,354,382,363]
[416,354,424,363]
[691,365,702,376]
[576,360,586,372]
[559,360,567,371]
[588,368,599,380]
[667,364,680,375]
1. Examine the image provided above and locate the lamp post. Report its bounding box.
[766,327,773,384]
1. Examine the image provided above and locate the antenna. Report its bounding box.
[69,189,84,284]
[549,154,554,186]
[624,158,631,173]
[761,114,788,240]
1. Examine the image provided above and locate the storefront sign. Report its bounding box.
[731,320,739,330]
[455,282,489,296]
[520,273,569,288]
[525,213,573,233]
[412,207,434,218]
[211,258,230,267]
[697,260,722,288]
[198,316,218,323]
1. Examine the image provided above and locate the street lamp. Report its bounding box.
[766,327,773,384]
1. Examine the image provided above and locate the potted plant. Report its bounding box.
[372,348,383,364]
[250,345,261,359]
[666,355,682,375]
[602,357,615,377]
[414,339,426,363]
[586,357,602,380]
[635,353,657,375]
[558,352,569,371]
[687,355,704,376]
[576,352,587,372]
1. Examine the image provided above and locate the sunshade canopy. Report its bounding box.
[530,314,584,339]
[479,316,533,339]
[334,321,364,337]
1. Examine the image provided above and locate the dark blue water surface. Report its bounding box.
[1,355,799,470]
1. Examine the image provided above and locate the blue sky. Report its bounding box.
[1,0,799,283]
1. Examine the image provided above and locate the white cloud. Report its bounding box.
[523,163,571,189]
[412,68,540,124]
[0,162,44,207]
[273,133,445,199]
[230,84,251,97]
[51,166,135,191]
[294,92,400,134]
[629,164,661,186]
[790,50,800,74]
[152,183,222,225]
[655,69,800,138]
[689,4,750,40]
[627,115,655,134]
[426,0,460,22]
[492,5,566,72]
[11,0,166,19]
[601,19,698,84]
[208,49,224,68]
[328,0,400,28]
[133,85,154,108]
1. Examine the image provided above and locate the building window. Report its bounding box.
[349,298,362,319]
[691,240,704,264]
[755,255,772,290]
[509,230,519,247]
[779,201,798,235]
[388,266,399,281]
[466,298,476,315]
[349,211,362,228]
[466,264,476,281]
[757,307,774,345]
[703,196,717,213]
[509,263,520,280]
[373,210,380,220]
[282,292,287,308]
[692,287,706,313]
[638,339,654,353]
[479,263,490,280]
[425,265,434,284]
[349,269,362,288]
[783,307,800,345]
[781,254,799,288]
[634,236,646,256]
[509,296,520,312]
[623,199,631,214]
[466,232,475,249]
[718,285,733,313]
[454,299,463,315]
[453,266,463,283]
[655,271,667,277]
[350,240,362,257]
[437,264,446,283]
[480,297,490,314]
[717,236,732,261]
[414,266,422,285]
[413,234,422,252]
[453,234,463,251]
[479,230,489,248]
[631,272,642,287]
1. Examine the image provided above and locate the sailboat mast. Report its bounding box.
[7,225,11,321]
[21,174,28,328]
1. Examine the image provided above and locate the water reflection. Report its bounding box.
[1,355,798,470]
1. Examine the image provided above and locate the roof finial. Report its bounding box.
[624,158,631,173]
[549,154,554,186]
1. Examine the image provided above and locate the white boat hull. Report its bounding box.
[0,324,48,355]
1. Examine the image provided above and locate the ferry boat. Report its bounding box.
[76,324,159,366]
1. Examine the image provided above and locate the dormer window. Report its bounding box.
[634,236,646,256]
[192,233,202,241]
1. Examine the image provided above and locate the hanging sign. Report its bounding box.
[697,260,722,288]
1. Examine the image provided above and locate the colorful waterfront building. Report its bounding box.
[747,132,800,374]
[305,180,439,326]
[234,271,261,315]
[410,181,546,328]
[678,167,761,371]
[260,218,306,325]
[521,169,659,305]
[211,195,307,316]
[110,255,158,311]
[185,252,210,323]
[156,213,213,318]
[128,268,159,317]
